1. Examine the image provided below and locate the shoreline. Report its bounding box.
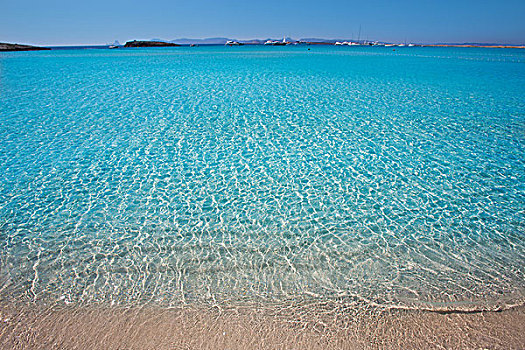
[1,301,524,349]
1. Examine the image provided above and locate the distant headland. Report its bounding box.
[0,43,50,52]
[123,40,180,48]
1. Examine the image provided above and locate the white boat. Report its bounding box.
[264,36,288,46]
[226,40,242,46]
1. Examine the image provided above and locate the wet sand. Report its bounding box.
[1,302,523,349]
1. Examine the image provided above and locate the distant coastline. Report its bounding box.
[0,42,50,52]
[2,39,524,50]
[424,44,525,49]
[139,37,525,48]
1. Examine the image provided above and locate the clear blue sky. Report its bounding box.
[2,0,524,45]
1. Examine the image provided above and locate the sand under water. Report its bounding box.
[0,301,524,349]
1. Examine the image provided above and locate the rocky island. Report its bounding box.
[0,43,50,51]
[124,40,180,48]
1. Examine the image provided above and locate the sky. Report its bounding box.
[1,0,524,46]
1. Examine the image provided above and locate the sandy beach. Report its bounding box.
[1,302,524,349]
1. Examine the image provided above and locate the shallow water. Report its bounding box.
[0,46,524,310]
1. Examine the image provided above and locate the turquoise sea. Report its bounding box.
[0,46,524,311]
